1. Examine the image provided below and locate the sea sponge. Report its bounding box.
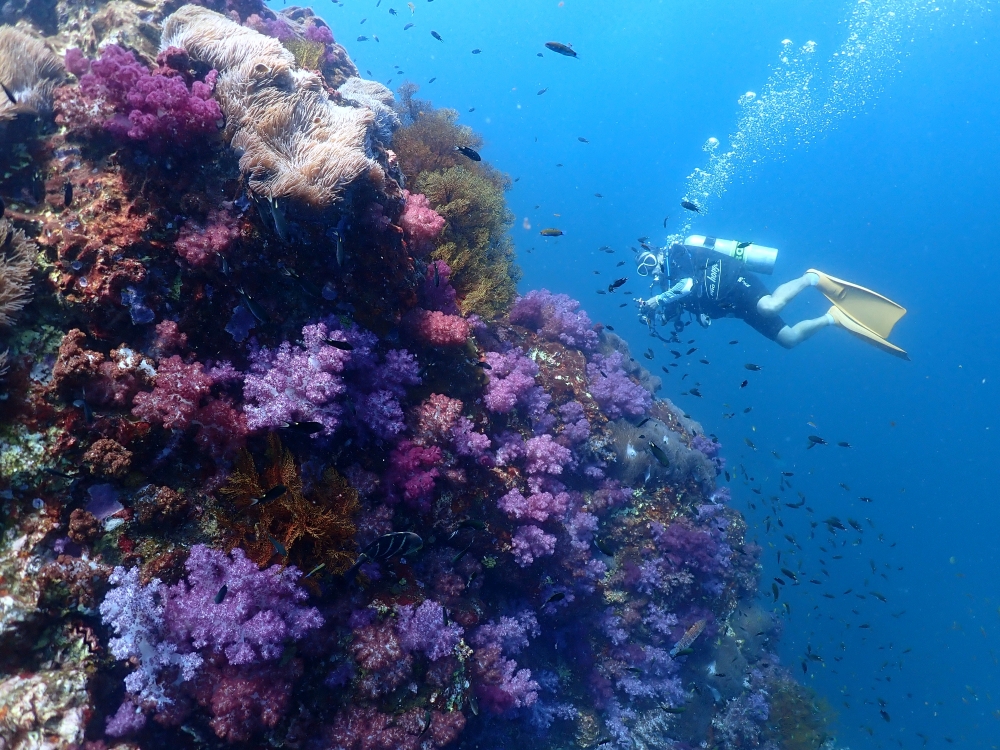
[161,5,384,208]
[0,26,64,136]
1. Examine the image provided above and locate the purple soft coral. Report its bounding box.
[509,289,598,350]
[586,351,652,419]
[395,600,463,660]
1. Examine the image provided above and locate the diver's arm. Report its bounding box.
[637,278,694,326]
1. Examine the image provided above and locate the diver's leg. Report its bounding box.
[775,313,835,349]
[757,272,819,316]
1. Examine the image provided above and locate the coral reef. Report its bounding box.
[0,3,832,749]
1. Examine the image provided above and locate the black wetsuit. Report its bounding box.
[676,248,786,341]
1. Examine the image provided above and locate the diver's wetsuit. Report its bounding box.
[667,248,787,341]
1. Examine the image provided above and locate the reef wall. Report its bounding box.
[0,2,834,748]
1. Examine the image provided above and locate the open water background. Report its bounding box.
[286,0,1000,746]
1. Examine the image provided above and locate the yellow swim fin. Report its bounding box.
[826,305,910,361]
[808,269,906,339]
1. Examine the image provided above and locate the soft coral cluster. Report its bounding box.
[69,44,222,149]
[243,321,420,440]
[100,546,322,737]
[509,289,599,350]
[131,355,247,460]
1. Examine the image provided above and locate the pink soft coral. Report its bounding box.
[400,190,445,255]
[403,308,471,347]
[175,208,240,267]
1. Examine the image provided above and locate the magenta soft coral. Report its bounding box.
[131,355,247,459]
[385,439,442,511]
[403,308,471,347]
[74,44,222,149]
[174,207,240,267]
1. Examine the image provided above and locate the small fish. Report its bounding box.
[236,287,270,324]
[872,591,887,602]
[743,406,751,413]
[648,442,670,468]
[456,518,487,531]
[389,8,397,14]
[594,537,614,556]
[807,435,827,448]
[408,1,415,12]
[736,241,751,249]
[848,518,864,532]
[540,228,564,237]
[773,583,780,601]
[281,420,324,435]
[680,200,701,213]
[686,347,697,355]
[609,277,627,290]
[838,441,852,448]
[744,437,756,450]
[745,363,762,371]
[455,145,481,161]
[250,484,287,506]
[431,30,443,41]
[44,467,79,479]
[305,563,326,578]
[347,531,423,577]
[688,387,702,397]
[357,35,368,41]
[595,193,604,198]
[326,338,355,351]
[859,496,873,503]
[451,539,475,565]
[781,567,797,581]
[468,107,475,112]
[880,709,890,722]
[729,340,739,345]
[428,77,436,83]
[474,360,492,370]
[661,706,686,714]
[471,48,481,54]
[72,399,94,423]
[740,379,748,388]
[214,585,228,604]
[360,17,367,23]
[404,22,414,30]
[637,417,650,427]
[606,324,616,330]
[545,41,577,57]
[268,534,287,557]
[544,592,566,605]
[578,136,589,143]
[537,87,548,95]
[63,181,73,208]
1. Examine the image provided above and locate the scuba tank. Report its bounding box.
[683,235,778,275]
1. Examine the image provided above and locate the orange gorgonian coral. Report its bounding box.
[220,434,359,574]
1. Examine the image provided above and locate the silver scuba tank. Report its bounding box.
[683,235,778,275]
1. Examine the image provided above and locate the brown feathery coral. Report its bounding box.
[161,5,386,208]
[393,87,481,178]
[0,26,64,137]
[220,434,359,573]
[0,218,35,327]
[416,166,520,319]
[82,438,133,478]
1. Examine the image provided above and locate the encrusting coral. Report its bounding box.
[161,4,389,208]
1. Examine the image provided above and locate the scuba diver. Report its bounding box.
[636,236,909,359]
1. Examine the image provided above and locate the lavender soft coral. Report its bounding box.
[100,546,322,736]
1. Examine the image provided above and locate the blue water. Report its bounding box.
[293,1,1000,746]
